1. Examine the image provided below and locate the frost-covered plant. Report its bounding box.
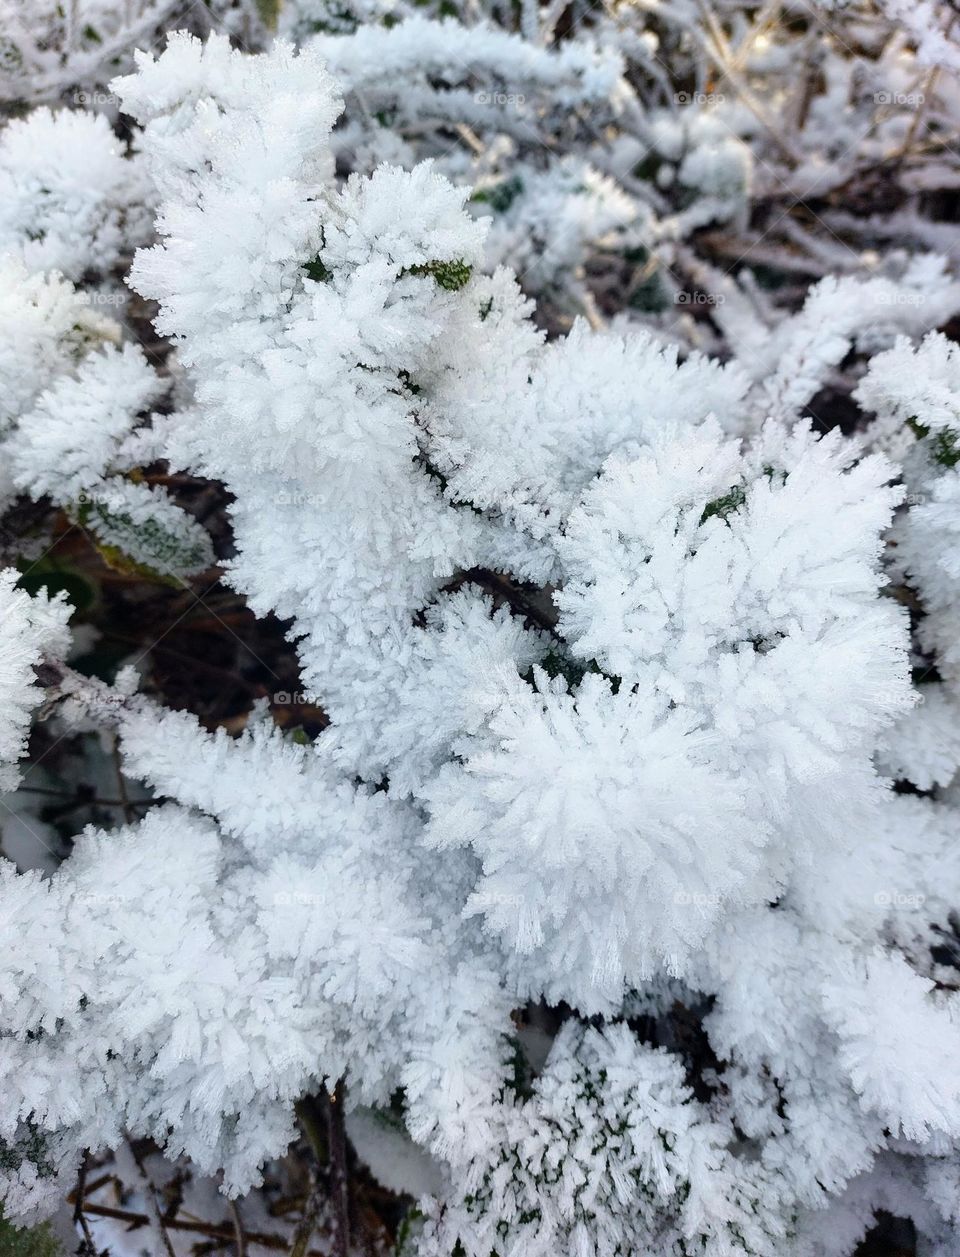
[0,258,212,579]
[0,571,71,793]
[415,1020,791,1257]
[0,109,149,282]
[272,0,960,339]
[1,10,960,1257]
[0,0,267,106]
[857,332,960,792]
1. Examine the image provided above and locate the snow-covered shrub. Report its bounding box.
[0,109,149,281]
[0,572,71,793]
[858,333,960,690]
[0,0,267,106]
[0,258,212,579]
[415,1020,791,1257]
[269,0,960,338]
[0,5,959,1257]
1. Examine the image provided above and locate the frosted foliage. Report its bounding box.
[0,0,267,105]
[0,109,148,280]
[416,1022,790,1257]
[878,685,960,791]
[0,20,958,1257]
[0,258,212,576]
[425,424,910,1009]
[857,334,960,691]
[0,571,71,794]
[0,259,116,436]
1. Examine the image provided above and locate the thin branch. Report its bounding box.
[893,14,955,163]
[288,1178,328,1257]
[289,1094,331,1257]
[326,1085,350,1257]
[229,1200,247,1257]
[294,1095,329,1165]
[67,1172,114,1203]
[460,568,560,635]
[74,1154,99,1257]
[122,1135,177,1257]
[112,740,135,826]
[73,1202,328,1255]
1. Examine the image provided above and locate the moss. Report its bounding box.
[907,416,960,468]
[407,259,473,291]
[932,430,960,468]
[0,1124,55,1182]
[471,176,524,214]
[0,1216,63,1257]
[394,1205,425,1256]
[700,483,747,525]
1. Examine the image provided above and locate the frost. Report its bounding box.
[0,12,959,1257]
[0,571,71,794]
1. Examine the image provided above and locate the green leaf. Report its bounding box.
[406,259,473,291]
[16,562,96,616]
[700,483,747,525]
[907,416,960,468]
[471,176,524,214]
[73,482,213,585]
[0,1216,63,1257]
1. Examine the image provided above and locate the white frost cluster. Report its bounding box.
[0,571,70,794]
[417,1021,790,1257]
[0,20,958,1257]
[857,333,960,700]
[0,257,212,578]
[0,108,148,280]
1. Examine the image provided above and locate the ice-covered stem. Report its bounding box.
[305,15,631,149]
[726,261,960,428]
[0,570,72,794]
[30,656,141,733]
